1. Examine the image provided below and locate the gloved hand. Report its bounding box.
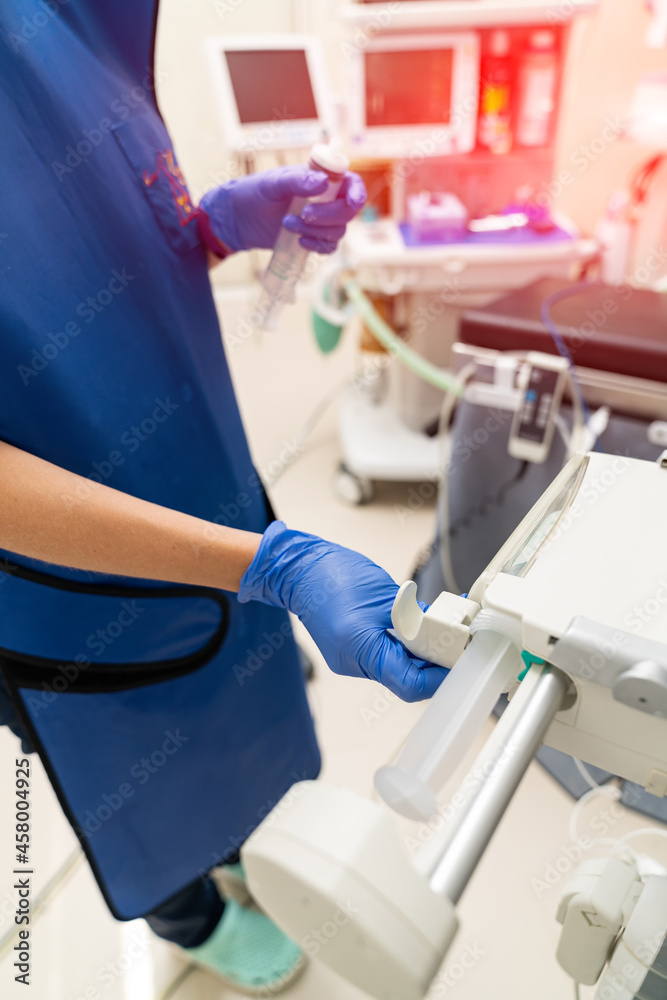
[238,521,448,702]
[198,165,366,254]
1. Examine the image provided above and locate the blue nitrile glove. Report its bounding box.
[238,521,448,702]
[198,165,366,254]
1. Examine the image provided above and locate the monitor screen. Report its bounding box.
[365,49,454,127]
[224,49,319,123]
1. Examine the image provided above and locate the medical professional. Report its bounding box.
[0,2,446,993]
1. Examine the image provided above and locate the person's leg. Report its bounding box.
[145,876,225,948]
[146,867,305,995]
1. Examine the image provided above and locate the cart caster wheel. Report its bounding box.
[334,464,374,505]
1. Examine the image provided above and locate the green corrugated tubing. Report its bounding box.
[343,277,462,396]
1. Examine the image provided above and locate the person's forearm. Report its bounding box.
[0,441,261,591]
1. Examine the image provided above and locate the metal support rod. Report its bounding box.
[428,666,569,903]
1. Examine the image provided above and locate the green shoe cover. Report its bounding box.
[186,898,306,996]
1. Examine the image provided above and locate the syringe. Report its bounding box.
[255,141,350,332]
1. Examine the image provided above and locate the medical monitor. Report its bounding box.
[206,35,334,152]
[348,33,480,158]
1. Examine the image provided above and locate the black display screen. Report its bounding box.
[224,49,319,123]
[517,368,560,443]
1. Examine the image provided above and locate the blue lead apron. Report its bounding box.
[0,1,320,919]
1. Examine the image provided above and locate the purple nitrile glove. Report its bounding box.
[238,521,448,703]
[198,165,366,255]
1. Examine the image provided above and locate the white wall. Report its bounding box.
[155,0,667,286]
[556,0,667,263]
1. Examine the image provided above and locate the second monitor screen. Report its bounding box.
[365,49,454,127]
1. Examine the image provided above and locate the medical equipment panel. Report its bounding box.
[243,453,667,1000]
[347,32,480,158]
[205,35,334,152]
[507,352,569,462]
[461,277,667,382]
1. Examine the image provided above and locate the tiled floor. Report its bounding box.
[1,286,665,999]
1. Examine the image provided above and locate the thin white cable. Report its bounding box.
[263,376,349,487]
[579,405,611,454]
[573,757,602,791]
[437,363,478,595]
[569,782,667,875]
[568,782,622,846]
[617,827,667,847]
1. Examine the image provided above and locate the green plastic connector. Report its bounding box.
[518,650,546,683]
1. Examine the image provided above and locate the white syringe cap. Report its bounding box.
[310,138,349,178]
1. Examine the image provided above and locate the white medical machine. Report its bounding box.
[346,32,480,159]
[242,450,667,999]
[204,35,334,153]
[335,232,597,502]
